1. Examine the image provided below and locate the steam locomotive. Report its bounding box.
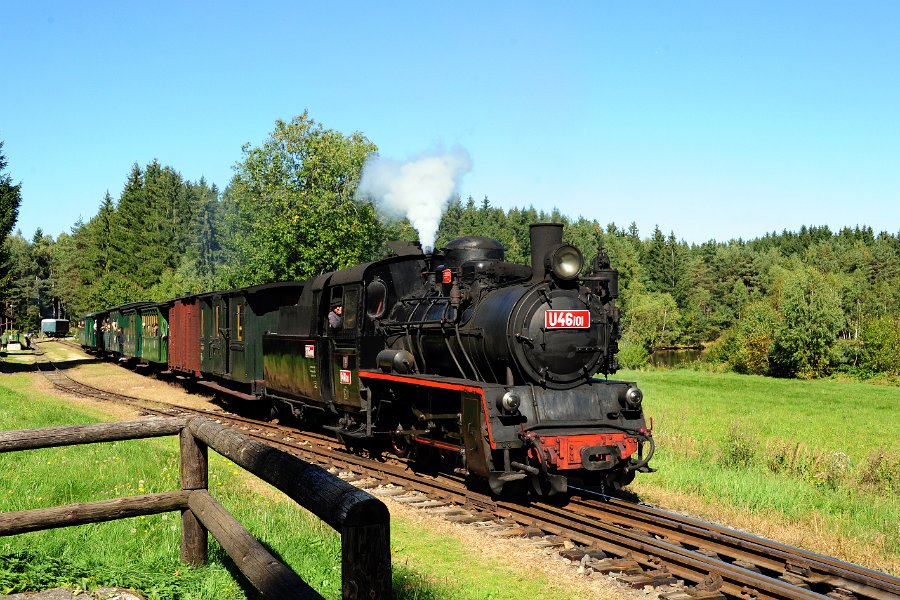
[81,223,654,495]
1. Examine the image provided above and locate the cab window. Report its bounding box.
[343,286,359,330]
[366,280,388,318]
[325,286,343,335]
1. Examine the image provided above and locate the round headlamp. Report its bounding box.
[548,244,583,281]
[625,386,643,409]
[499,391,521,413]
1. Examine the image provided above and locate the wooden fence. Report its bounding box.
[0,416,392,599]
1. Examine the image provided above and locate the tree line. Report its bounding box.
[2,114,899,380]
[437,199,900,379]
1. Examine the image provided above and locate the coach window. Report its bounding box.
[236,303,244,342]
[214,304,220,338]
[200,307,205,337]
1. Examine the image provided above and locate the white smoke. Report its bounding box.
[357,147,472,251]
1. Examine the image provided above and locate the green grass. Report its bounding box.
[0,373,585,599]
[620,368,900,560]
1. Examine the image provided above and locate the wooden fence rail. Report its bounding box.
[0,416,392,599]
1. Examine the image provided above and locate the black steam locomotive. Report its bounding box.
[263,223,654,495]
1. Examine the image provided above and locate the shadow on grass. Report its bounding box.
[214,537,449,600]
[0,357,100,374]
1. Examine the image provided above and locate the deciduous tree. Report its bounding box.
[770,266,843,378]
[220,111,381,286]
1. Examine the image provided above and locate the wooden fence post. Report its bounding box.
[180,426,208,566]
[341,521,392,600]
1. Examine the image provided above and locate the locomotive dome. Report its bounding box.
[442,236,505,267]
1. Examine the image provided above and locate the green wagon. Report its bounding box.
[198,282,302,396]
[105,302,152,359]
[139,302,170,365]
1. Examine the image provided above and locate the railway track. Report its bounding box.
[29,341,900,600]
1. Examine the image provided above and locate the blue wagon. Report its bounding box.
[41,319,70,337]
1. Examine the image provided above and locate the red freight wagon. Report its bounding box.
[169,295,202,376]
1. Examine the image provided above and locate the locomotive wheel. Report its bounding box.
[389,421,413,458]
[390,429,410,458]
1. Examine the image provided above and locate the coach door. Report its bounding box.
[209,295,229,376]
[229,298,247,382]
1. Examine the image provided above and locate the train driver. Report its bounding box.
[328,301,343,329]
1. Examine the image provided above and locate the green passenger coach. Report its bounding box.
[198,282,303,397]
[140,303,170,365]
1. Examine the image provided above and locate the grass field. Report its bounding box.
[0,371,603,600]
[619,368,899,571]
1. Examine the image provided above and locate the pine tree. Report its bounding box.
[0,140,23,302]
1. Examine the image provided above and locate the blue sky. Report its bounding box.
[2,1,898,244]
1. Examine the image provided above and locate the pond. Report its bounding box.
[650,348,705,368]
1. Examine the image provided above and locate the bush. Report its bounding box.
[617,337,650,368]
[859,448,900,494]
[831,337,864,372]
[730,302,779,375]
[704,331,737,365]
[762,440,866,491]
[719,421,758,468]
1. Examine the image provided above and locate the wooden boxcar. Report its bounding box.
[169,294,202,377]
[197,282,302,397]
[139,303,169,365]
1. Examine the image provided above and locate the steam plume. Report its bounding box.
[357,147,472,251]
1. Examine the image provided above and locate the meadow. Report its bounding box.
[0,372,599,600]
[620,368,899,572]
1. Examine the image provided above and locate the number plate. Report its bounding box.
[339,369,352,385]
[544,309,590,329]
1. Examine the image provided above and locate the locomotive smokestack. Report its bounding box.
[530,223,564,282]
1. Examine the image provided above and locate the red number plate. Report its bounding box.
[340,369,352,385]
[544,309,591,329]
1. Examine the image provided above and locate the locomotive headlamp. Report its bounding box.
[625,386,643,409]
[499,391,521,413]
[548,244,583,281]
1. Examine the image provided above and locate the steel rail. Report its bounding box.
[568,493,900,600]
